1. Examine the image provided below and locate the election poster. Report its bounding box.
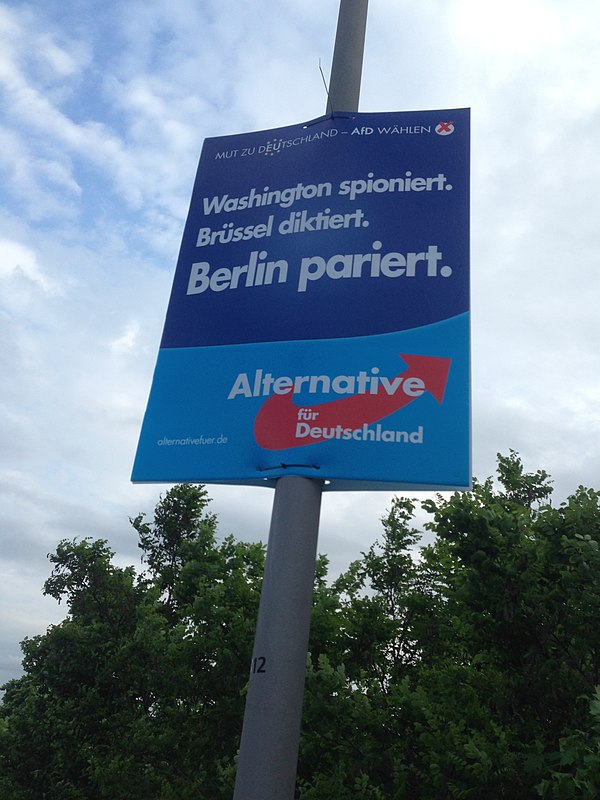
[132,109,470,490]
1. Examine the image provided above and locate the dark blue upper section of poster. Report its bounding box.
[160,109,470,348]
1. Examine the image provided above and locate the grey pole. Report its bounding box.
[232,3,368,799]
[328,0,369,114]
[232,476,323,800]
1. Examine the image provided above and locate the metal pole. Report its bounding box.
[233,3,368,798]
[232,476,323,800]
[328,0,369,114]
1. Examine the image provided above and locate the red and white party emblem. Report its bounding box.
[435,121,455,136]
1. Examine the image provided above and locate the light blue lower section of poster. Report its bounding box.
[132,314,470,490]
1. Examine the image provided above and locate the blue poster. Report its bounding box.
[132,109,470,490]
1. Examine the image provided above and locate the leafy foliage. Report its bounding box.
[0,485,264,799]
[2,456,600,798]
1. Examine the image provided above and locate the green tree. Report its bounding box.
[3,457,600,799]
[297,453,600,798]
[0,484,264,800]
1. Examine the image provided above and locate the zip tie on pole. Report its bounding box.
[303,111,356,128]
[257,463,321,472]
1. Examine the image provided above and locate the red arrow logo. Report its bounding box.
[253,354,451,450]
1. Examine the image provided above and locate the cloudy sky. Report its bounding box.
[1,0,599,686]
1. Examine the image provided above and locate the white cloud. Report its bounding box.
[0,237,62,302]
[453,0,562,57]
[110,321,141,355]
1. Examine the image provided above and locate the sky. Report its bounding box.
[1,0,600,686]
